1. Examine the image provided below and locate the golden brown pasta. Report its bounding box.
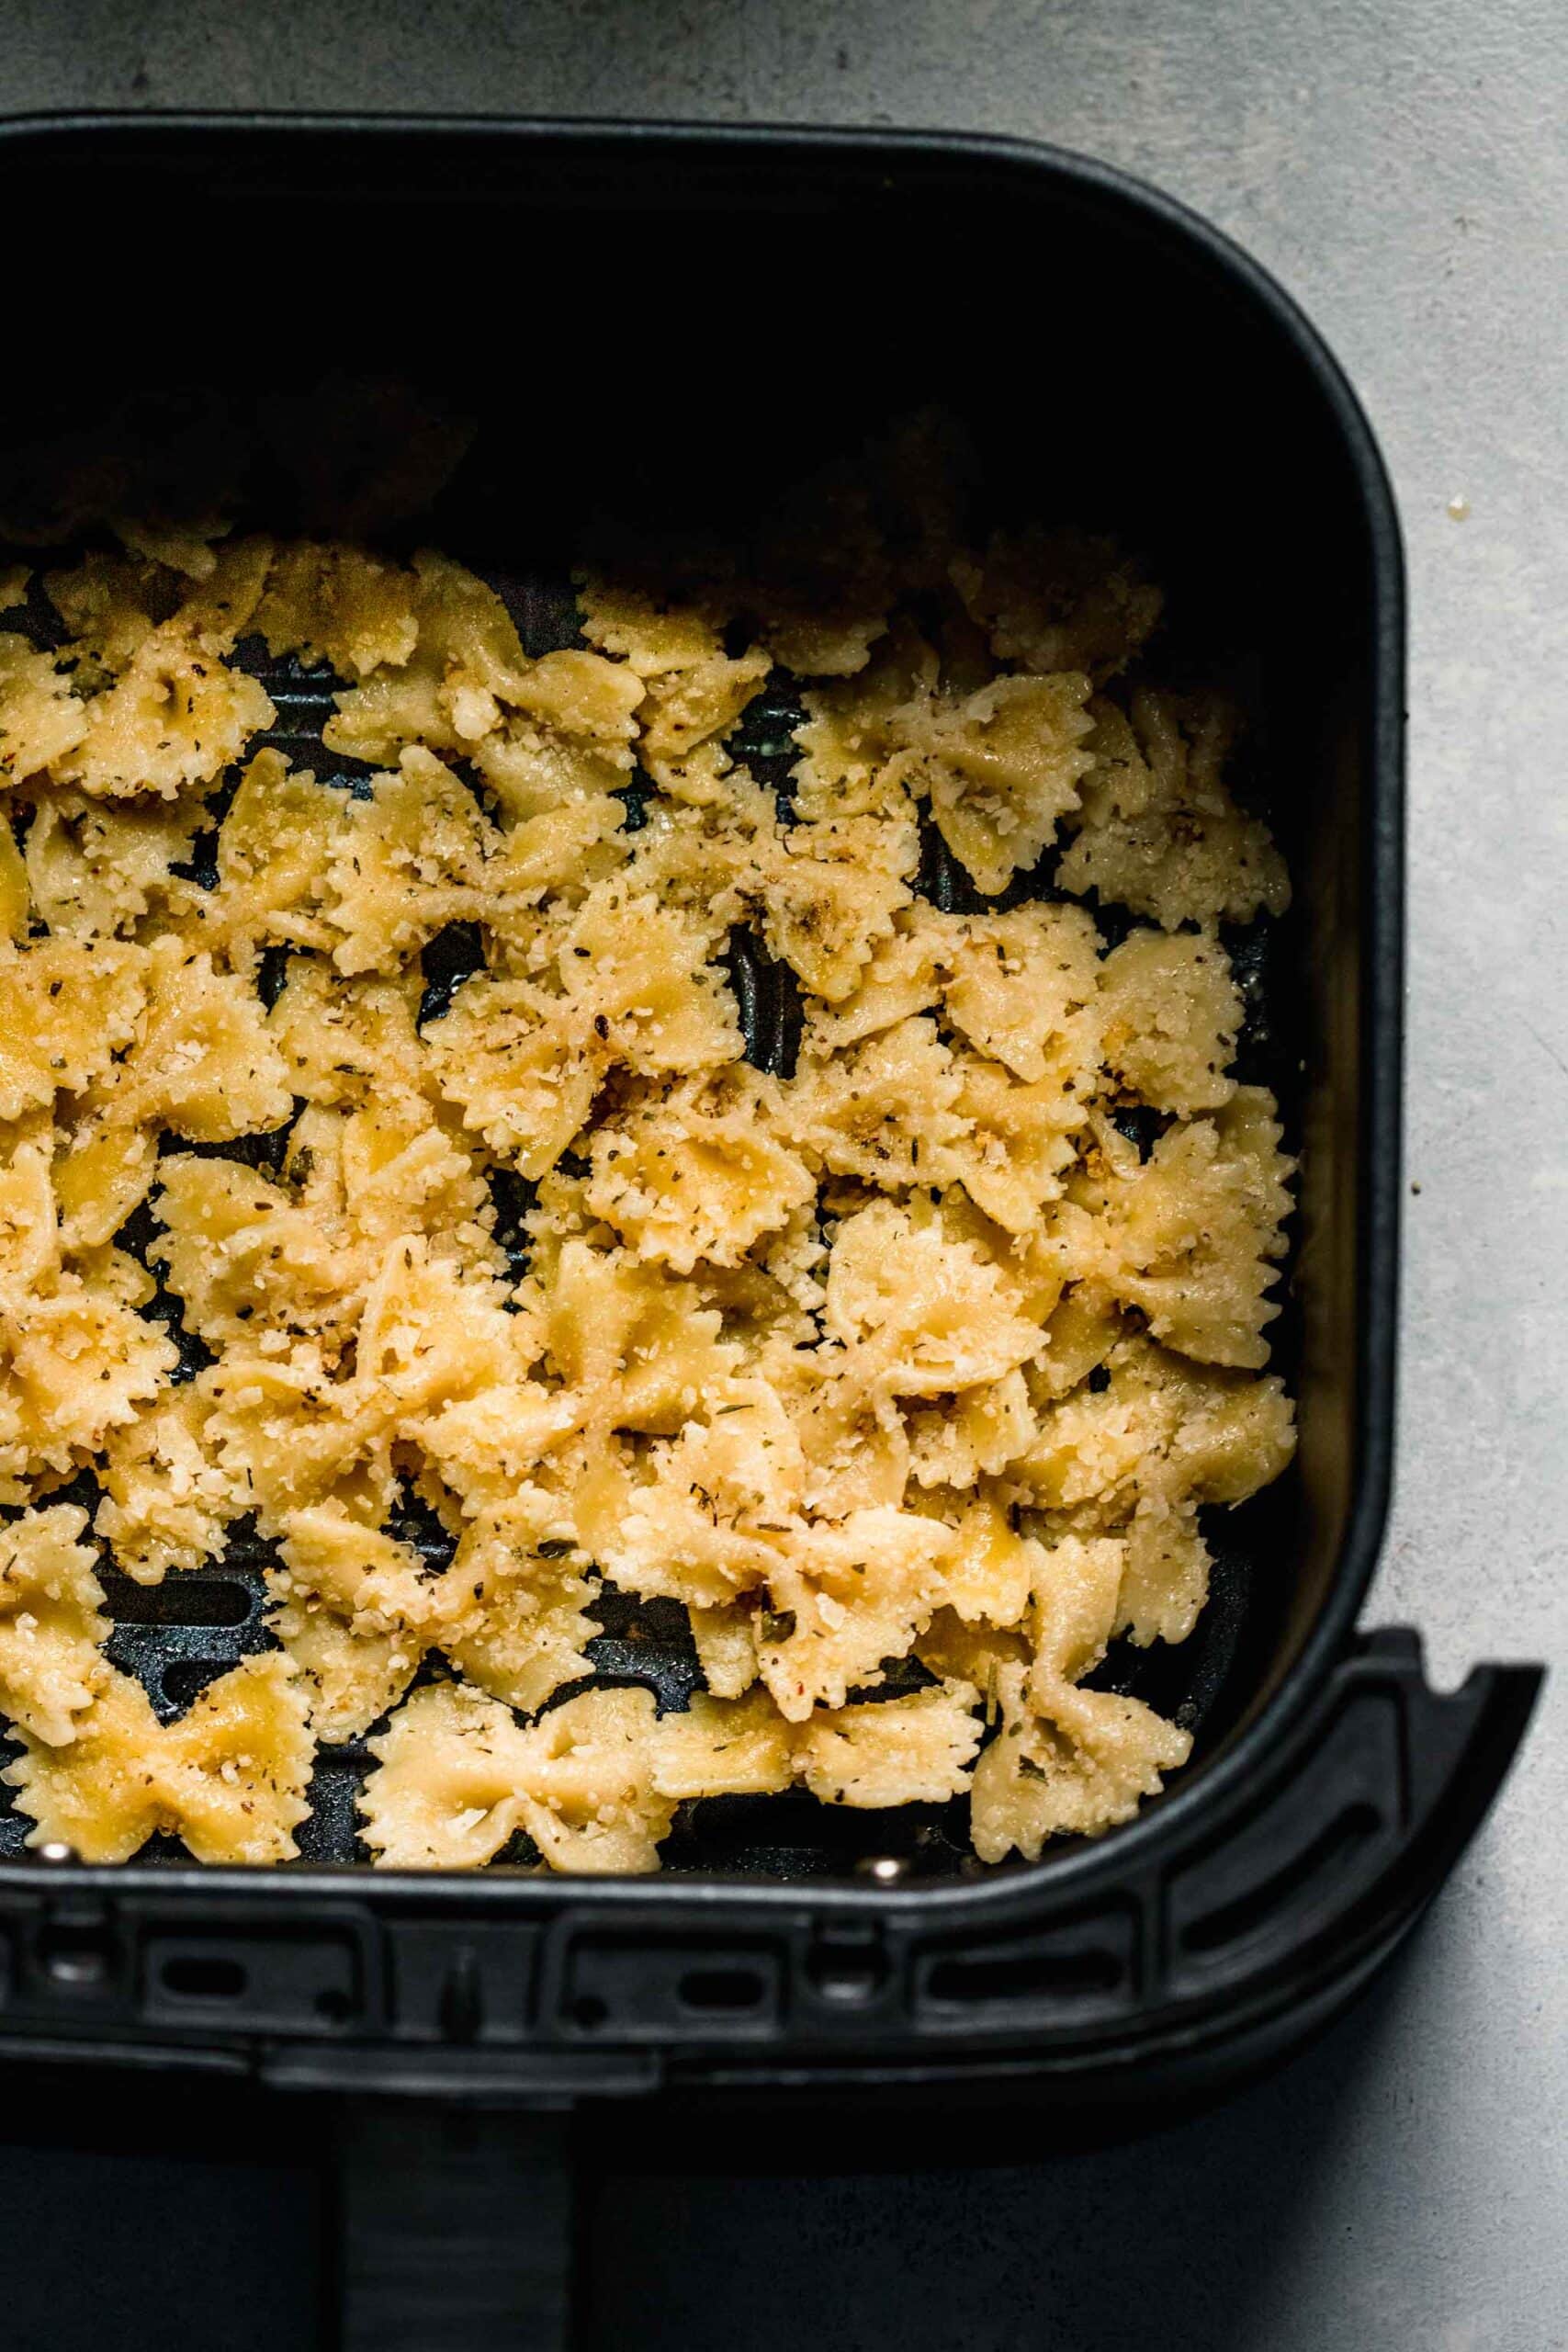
[0,483,1296,1874]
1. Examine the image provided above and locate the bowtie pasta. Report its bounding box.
[0,468,1294,1872]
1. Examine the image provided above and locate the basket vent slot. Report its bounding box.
[677,1965,769,2014]
[161,1952,246,2000]
[561,1939,781,2041]
[926,1943,1122,2006]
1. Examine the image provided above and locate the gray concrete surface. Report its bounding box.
[1,4,1563,2346]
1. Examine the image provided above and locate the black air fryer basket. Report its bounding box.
[0,112,1540,2307]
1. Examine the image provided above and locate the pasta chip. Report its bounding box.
[0,492,1295,1877]
[1084,1088,1293,1366]
[1098,926,1241,1115]
[95,1386,235,1585]
[4,1653,313,1863]
[1059,692,1289,931]
[22,784,206,939]
[361,1680,675,1873]
[584,1069,815,1272]
[0,1506,111,1746]
[900,672,1096,895]
[951,526,1161,681]
[794,1680,981,1807]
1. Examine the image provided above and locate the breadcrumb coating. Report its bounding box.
[0,464,1294,1871]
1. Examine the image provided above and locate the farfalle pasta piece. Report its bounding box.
[424,970,597,1178]
[473,723,639,842]
[360,1680,674,1873]
[323,549,536,763]
[199,746,344,968]
[353,1238,525,1423]
[794,1680,981,1806]
[559,879,745,1064]
[440,1502,599,1718]
[278,1103,496,1300]
[1098,926,1241,1115]
[357,1679,538,1867]
[198,1344,395,1536]
[43,548,171,677]
[951,526,1161,681]
[431,886,742,1177]
[969,1662,1190,1860]
[760,799,922,1001]
[791,622,940,818]
[4,1653,313,1863]
[512,1686,678,1873]
[21,784,206,939]
[503,649,645,770]
[306,1098,499,1271]
[480,794,630,942]
[3,1255,178,1473]
[53,608,275,800]
[935,905,1105,1086]
[268,1502,436,1739]
[922,1485,1041,1628]
[266,957,430,1108]
[253,541,421,677]
[321,552,645,788]
[1016,1335,1294,1645]
[914,1610,1030,1695]
[92,940,293,1142]
[823,1194,1044,1397]
[324,745,494,971]
[803,902,1105,1095]
[0,632,88,785]
[0,1117,60,1298]
[969,1529,1191,1861]
[945,1052,1086,1233]
[576,577,767,805]
[897,671,1096,896]
[790,1367,911,1520]
[576,580,726,676]
[0,1506,111,1747]
[95,1386,237,1585]
[0,935,147,1122]
[756,1506,955,1721]
[787,1015,965,1191]
[637,644,769,806]
[1020,1336,1293,1519]
[1032,1284,1126,1400]
[0,809,26,937]
[412,1380,586,1520]
[51,1116,158,1251]
[591,1382,804,1608]
[652,1687,795,1799]
[1058,691,1289,931]
[533,1236,739,1438]
[619,774,772,938]
[1084,1087,1293,1367]
[152,1151,354,1351]
[903,1367,1036,1492]
[584,1069,815,1272]
[687,1602,763,1701]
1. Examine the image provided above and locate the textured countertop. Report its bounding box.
[1,5,1563,2347]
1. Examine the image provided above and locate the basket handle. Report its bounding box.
[333,2098,574,2352]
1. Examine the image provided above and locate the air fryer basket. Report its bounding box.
[0,119,1539,2164]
